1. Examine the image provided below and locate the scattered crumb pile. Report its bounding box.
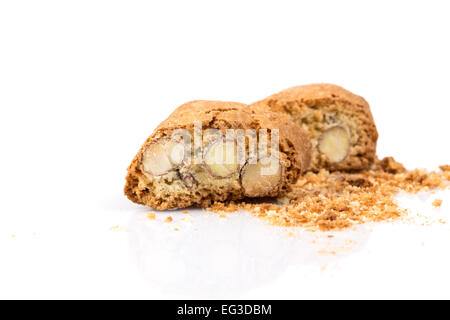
[147,212,156,220]
[209,157,450,231]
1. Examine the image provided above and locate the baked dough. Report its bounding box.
[124,100,312,209]
[252,84,378,171]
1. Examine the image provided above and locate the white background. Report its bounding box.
[1,1,450,299]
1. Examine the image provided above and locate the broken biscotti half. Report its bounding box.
[124,100,312,210]
[251,84,378,171]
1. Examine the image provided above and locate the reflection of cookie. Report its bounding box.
[124,100,312,210]
[252,84,378,171]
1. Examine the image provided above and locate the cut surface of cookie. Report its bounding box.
[318,125,350,163]
[240,156,282,197]
[251,83,378,171]
[203,139,240,178]
[124,100,312,210]
[141,138,185,176]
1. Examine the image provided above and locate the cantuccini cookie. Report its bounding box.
[251,84,378,171]
[124,100,312,210]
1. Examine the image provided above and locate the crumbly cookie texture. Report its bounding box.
[251,83,378,171]
[209,158,450,231]
[124,100,312,210]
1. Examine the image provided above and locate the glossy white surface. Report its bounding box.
[1,1,450,299]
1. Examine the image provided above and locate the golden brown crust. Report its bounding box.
[251,83,378,171]
[124,100,312,210]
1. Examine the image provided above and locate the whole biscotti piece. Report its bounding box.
[124,100,312,210]
[251,84,378,171]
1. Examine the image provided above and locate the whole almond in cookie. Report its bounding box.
[240,156,282,197]
[142,138,185,176]
[317,125,350,163]
[203,139,240,178]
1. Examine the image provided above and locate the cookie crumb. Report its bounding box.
[174,227,179,231]
[165,216,173,223]
[182,210,189,214]
[147,212,156,220]
[379,156,406,174]
[432,199,443,207]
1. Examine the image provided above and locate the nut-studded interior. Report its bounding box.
[251,84,378,172]
[124,100,312,210]
[279,101,376,171]
[134,130,286,209]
